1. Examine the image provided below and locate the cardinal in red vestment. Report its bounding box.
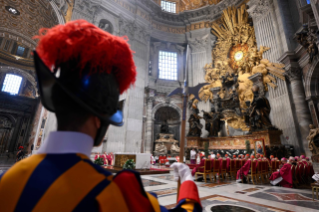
[216,154,223,173]
[191,158,205,176]
[306,157,315,177]
[269,157,293,188]
[236,154,251,182]
[225,154,230,172]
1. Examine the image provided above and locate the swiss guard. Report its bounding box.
[0,20,201,212]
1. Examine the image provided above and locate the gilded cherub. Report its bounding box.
[199,85,213,102]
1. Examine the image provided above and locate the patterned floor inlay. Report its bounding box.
[207,197,237,202]
[266,192,316,201]
[165,195,293,212]
[234,191,247,194]
[199,182,232,188]
[151,188,177,196]
[142,179,166,187]
[151,175,175,181]
[249,188,319,210]
[241,188,260,192]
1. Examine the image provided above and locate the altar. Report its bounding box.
[114,153,151,169]
[187,130,282,151]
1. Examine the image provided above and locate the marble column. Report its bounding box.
[144,89,154,153]
[286,66,313,157]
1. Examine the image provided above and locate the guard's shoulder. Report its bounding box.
[0,154,46,184]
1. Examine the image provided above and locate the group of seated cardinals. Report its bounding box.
[191,153,231,176]
[235,154,315,188]
[269,155,315,187]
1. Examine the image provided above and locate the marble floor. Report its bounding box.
[142,172,319,212]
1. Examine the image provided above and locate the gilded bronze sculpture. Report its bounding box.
[307,124,319,155]
[187,108,203,137]
[202,108,221,137]
[248,85,272,131]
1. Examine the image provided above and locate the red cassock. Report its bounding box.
[236,159,251,180]
[192,159,205,176]
[269,163,293,188]
[226,158,230,172]
[99,154,107,165]
[301,161,309,177]
[308,162,315,177]
[218,158,223,173]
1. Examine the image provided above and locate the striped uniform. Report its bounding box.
[0,153,201,212]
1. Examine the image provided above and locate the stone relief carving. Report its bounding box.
[188,35,209,53]
[247,0,272,20]
[98,19,113,34]
[119,16,150,43]
[75,0,100,16]
[0,116,12,129]
[54,0,69,15]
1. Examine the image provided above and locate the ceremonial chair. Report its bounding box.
[229,159,236,179]
[298,163,306,184]
[220,160,227,180]
[261,161,268,183]
[211,159,220,181]
[264,160,270,179]
[195,159,212,183]
[247,161,258,185]
[256,160,263,183]
[270,160,276,173]
[295,164,300,185]
[235,159,241,173]
[291,165,299,187]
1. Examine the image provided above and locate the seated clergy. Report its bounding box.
[225,154,230,172]
[233,155,237,160]
[191,158,206,176]
[306,157,315,177]
[236,154,251,183]
[269,157,293,188]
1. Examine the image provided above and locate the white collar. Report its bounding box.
[37,131,93,158]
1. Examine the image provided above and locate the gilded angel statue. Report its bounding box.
[251,59,285,89]
[199,85,213,102]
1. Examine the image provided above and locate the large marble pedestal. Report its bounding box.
[187,130,282,150]
[114,153,151,169]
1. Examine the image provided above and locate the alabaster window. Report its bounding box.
[16,46,25,57]
[2,74,22,95]
[161,0,176,13]
[158,51,177,80]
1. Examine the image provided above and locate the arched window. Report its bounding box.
[2,74,22,95]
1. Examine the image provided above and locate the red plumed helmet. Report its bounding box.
[34,20,136,94]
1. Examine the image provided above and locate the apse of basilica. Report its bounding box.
[1,0,319,211]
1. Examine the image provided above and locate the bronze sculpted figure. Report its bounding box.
[187,108,203,137]
[202,108,220,137]
[160,120,170,134]
[307,124,319,155]
[248,85,272,130]
[295,24,318,63]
